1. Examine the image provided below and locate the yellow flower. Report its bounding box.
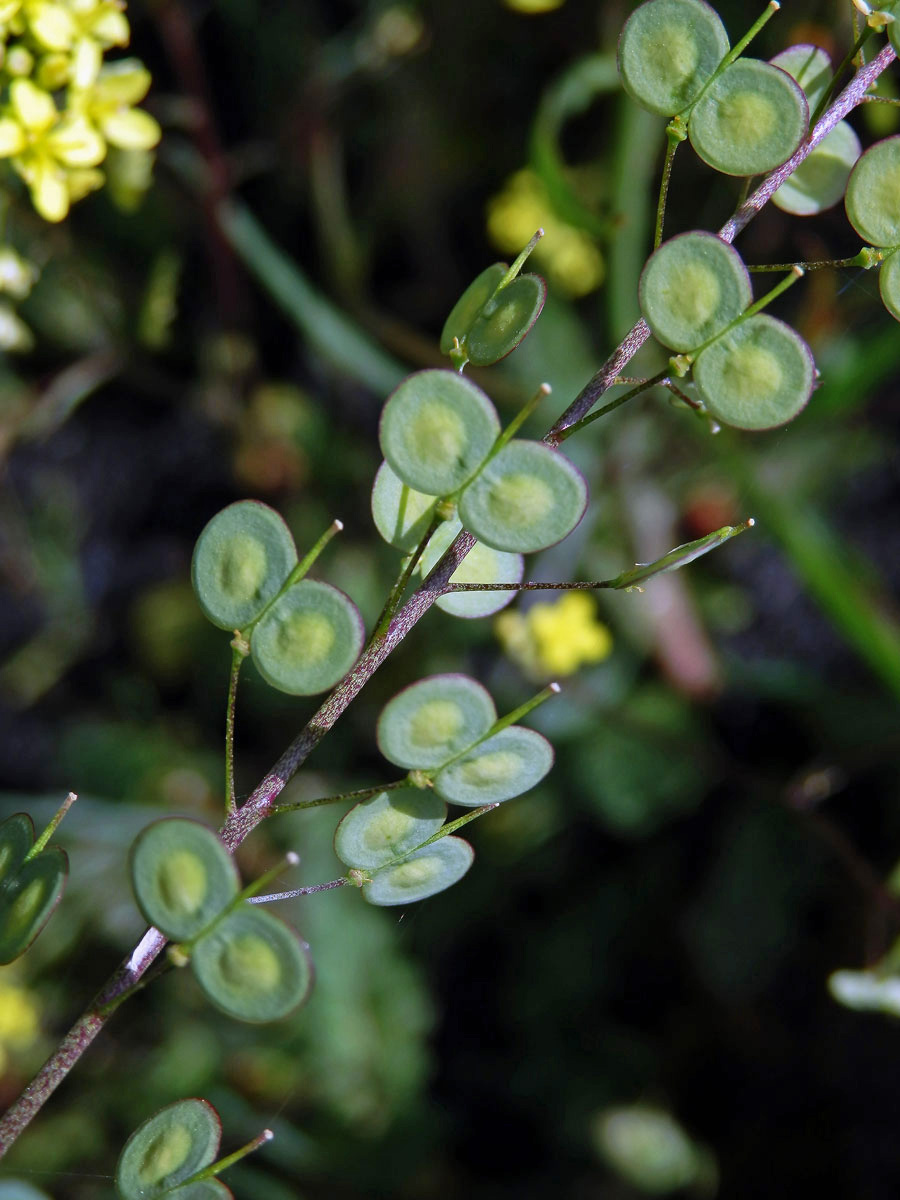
[0,972,41,1076]
[496,591,612,678]
[71,58,160,150]
[0,78,105,220]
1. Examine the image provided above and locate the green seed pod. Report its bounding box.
[130,818,239,942]
[434,726,554,806]
[689,59,808,176]
[879,248,900,323]
[115,1098,221,1200]
[191,500,298,631]
[845,136,900,247]
[464,274,547,367]
[0,813,33,882]
[639,231,752,352]
[250,580,364,695]
[693,314,815,430]
[167,1183,232,1199]
[379,369,501,497]
[617,0,729,116]
[440,262,507,354]
[362,836,474,906]
[191,905,313,1023]
[458,439,588,554]
[370,460,440,551]
[418,519,524,618]
[377,674,497,769]
[769,44,832,111]
[334,788,448,870]
[892,18,900,60]
[0,844,68,965]
[772,120,861,216]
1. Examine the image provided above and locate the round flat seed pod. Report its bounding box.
[689,59,808,177]
[377,674,497,770]
[172,1183,233,1199]
[334,788,448,870]
[0,813,34,882]
[465,274,547,366]
[892,20,900,59]
[251,580,364,696]
[115,1098,221,1200]
[879,248,900,323]
[769,44,832,111]
[440,262,507,355]
[772,120,861,216]
[192,501,298,631]
[845,136,900,247]
[434,726,554,806]
[379,369,500,497]
[617,0,729,116]
[362,836,474,906]
[639,231,752,351]
[130,818,239,942]
[192,905,313,1023]
[458,439,588,554]
[693,314,815,430]
[419,519,524,618]
[0,846,67,964]
[371,460,439,551]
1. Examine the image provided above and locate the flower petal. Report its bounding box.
[101,106,159,149]
[11,79,57,131]
[48,115,105,165]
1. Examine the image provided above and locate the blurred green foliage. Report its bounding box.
[1,1,900,1197]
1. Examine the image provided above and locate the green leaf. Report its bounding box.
[250,579,364,695]
[693,314,815,430]
[115,1098,221,1200]
[377,674,497,769]
[440,262,507,354]
[362,836,474,906]
[845,135,900,247]
[771,120,861,217]
[458,439,588,553]
[130,818,239,942]
[617,0,729,117]
[434,726,554,806]
[378,369,500,497]
[0,844,67,964]
[370,460,439,552]
[638,231,752,352]
[191,501,298,632]
[418,519,524,618]
[334,788,447,870]
[879,247,900,322]
[689,58,808,177]
[191,905,313,1023]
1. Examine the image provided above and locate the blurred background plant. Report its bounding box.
[2,0,900,1197]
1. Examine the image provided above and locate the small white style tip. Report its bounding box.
[549,681,562,694]
[333,519,344,532]
[540,382,552,394]
[261,1129,275,1142]
[285,851,300,866]
[747,517,756,527]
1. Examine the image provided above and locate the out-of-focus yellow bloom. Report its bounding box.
[496,591,612,678]
[71,58,160,149]
[0,78,105,220]
[487,168,605,297]
[503,0,565,11]
[0,973,41,1076]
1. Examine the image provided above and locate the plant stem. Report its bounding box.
[27,792,76,858]
[747,249,876,272]
[1,41,896,1160]
[224,646,243,815]
[248,878,348,903]
[556,370,668,441]
[273,778,409,815]
[654,130,681,249]
[371,511,441,639]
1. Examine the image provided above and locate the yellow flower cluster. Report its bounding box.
[495,591,612,678]
[0,0,159,221]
